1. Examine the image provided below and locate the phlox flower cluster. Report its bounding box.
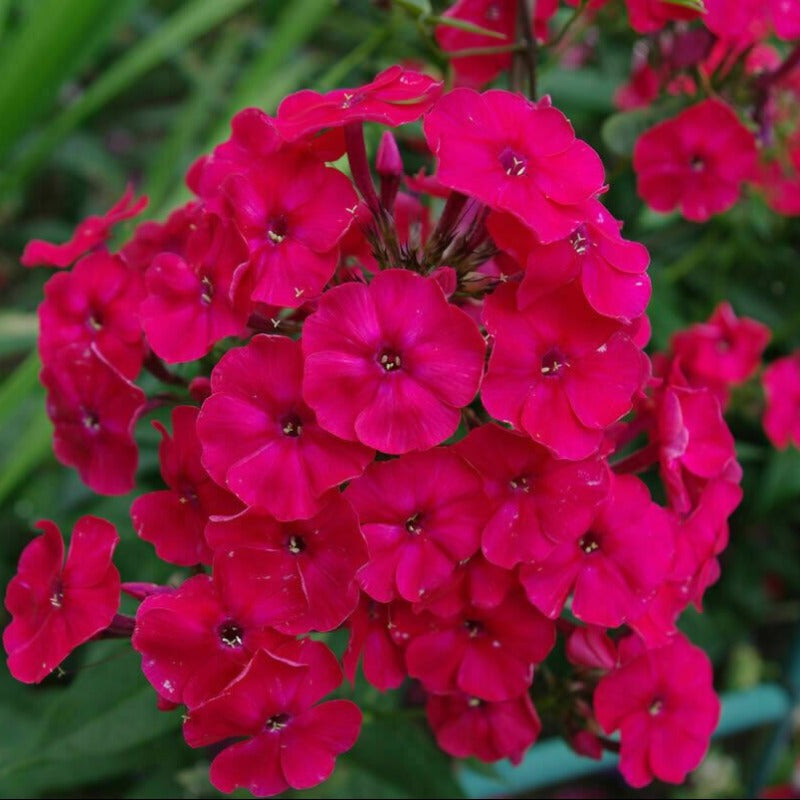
[4,57,776,796]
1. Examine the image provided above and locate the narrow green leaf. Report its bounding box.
[661,0,706,11]
[0,350,40,426]
[0,406,51,507]
[427,15,508,39]
[0,0,254,199]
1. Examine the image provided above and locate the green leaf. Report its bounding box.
[661,0,706,11]
[426,15,509,39]
[601,98,685,158]
[0,0,255,199]
[0,351,40,426]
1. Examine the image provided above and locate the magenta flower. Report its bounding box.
[594,635,720,787]
[671,302,770,403]
[520,473,674,626]
[634,100,757,222]
[39,252,145,379]
[303,269,486,454]
[424,89,605,243]
[223,150,356,307]
[482,282,648,460]
[21,185,147,268]
[427,692,542,764]
[705,0,800,43]
[4,517,120,683]
[121,201,200,275]
[345,449,487,602]
[41,345,145,495]
[625,0,702,33]
[763,353,800,449]
[488,200,652,323]
[205,493,367,634]
[276,65,443,140]
[183,644,361,797]
[198,335,373,520]
[132,574,292,709]
[131,406,243,567]
[454,423,609,567]
[141,214,250,363]
[405,590,555,701]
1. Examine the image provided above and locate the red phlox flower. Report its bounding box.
[488,199,651,322]
[205,493,367,634]
[656,383,738,513]
[482,282,649,460]
[302,269,486,454]
[405,589,555,701]
[756,139,800,216]
[224,149,356,308]
[276,65,443,140]
[520,473,674,627]
[670,302,770,403]
[21,185,147,268]
[141,213,250,363]
[634,99,758,222]
[426,691,542,765]
[705,0,800,43]
[343,596,431,690]
[625,0,703,33]
[198,334,373,520]
[39,251,145,379]
[566,625,617,671]
[424,89,605,243]
[594,634,720,788]
[41,345,145,495]
[615,61,661,111]
[454,423,609,567]
[345,449,487,602]
[763,352,800,448]
[132,573,291,708]
[183,643,361,797]
[4,517,120,683]
[131,406,243,567]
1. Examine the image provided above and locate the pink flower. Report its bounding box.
[615,61,661,110]
[488,199,652,323]
[566,626,617,671]
[131,406,243,567]
[223,149,356,308]
[132,573,291,708]
[625,0,702,33]
[121,201,200,275]
[763,353,800,449]
[198,335,372,520]
[704,0,800,43]
[594,635,720,787]
[39,252,145,379]
[41,345,145,495]
[405,589,555,701]
[482,282,648,460]
[424,89,605,243]
[671,302,770,402]
[454,423,609,567]
[205,493,367,634]
[21,185,147,268]
[302,269,486,454]
[427,692,542,764]
[345,449,487,602]
[520,473,674,626]
[141,214,250,363]
[634,99,757,222]
[4,517,120,683]
[183,644,361,797]
[276,66,443,140]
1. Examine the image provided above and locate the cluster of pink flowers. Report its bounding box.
[4,39,795,794]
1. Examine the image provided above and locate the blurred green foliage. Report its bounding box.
[0,1,799,798]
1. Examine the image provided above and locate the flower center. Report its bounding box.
[87,311,103,331]
[287,535,306,555]
[509,475,530,493]
[281,413,303,438]
[267,216,288,244]
[690,155,705,173]
[464,619,484,638]
[578,534,600,554]
[82,410,100,431]
[499,147,528,177]
[49,579,64,609]
[378,349,402,372]
[649,698,664,716]
[467,696,483,708]
[405,514,423,535]
[570,225,589,255]
[218,620,244,648]
[540,348,568,377]
[200,275,213,305]
[266,712,291,732]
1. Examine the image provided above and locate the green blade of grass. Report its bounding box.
[0,0,254,200]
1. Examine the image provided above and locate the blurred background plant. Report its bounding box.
[0,1,799,798]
